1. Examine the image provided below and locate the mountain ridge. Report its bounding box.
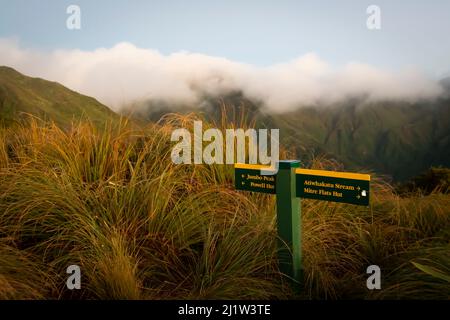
[1,66,449,181]
[0,66,118,127]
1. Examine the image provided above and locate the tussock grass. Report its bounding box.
[0,113,448,299]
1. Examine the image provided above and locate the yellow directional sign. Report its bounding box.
[295,168,370,206]
[234,163,277,194]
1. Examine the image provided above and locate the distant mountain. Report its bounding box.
[268,99,450,181]
[125,92,450,182]
[0,66,118,127]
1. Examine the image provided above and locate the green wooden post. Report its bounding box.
[275,160,302,291]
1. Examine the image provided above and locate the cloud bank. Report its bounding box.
[0,38,444,112]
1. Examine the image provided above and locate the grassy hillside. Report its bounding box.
[0,68,448,299]
[0,113,448,299]
[0,66,118,128]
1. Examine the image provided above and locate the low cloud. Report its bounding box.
[0,38,444,112]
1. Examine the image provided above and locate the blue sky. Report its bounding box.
[1,0,449,76]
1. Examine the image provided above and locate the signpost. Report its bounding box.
[234,161,371,292]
